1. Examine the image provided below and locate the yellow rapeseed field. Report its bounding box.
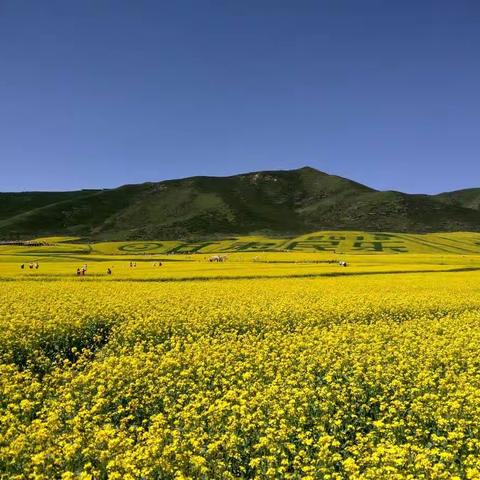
[2,262,480,479]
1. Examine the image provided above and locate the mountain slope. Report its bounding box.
[434,188,480,211]
[1,167,479,240]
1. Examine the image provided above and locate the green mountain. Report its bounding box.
[434,188,480,211]
[1,167,479,240]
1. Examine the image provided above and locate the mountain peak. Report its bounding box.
[298,165,320,172]
[296,165,330,176]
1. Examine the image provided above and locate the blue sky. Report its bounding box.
[0,0,479,193]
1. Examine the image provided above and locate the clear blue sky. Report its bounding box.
[1,0,479,194]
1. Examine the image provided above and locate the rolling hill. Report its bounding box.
[434,188,480,211]
[1,167,479,240]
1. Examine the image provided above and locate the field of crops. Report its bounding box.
[3,231,480,256]
[2,241,480,479]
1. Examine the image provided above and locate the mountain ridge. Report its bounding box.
[1,167,479,240]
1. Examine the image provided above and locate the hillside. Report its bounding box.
[434,188,480,211]
[1,167,479,240]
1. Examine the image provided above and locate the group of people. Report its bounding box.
[18,260,167,277]
[76,264,88,276]
[76,264,114,276]
[20,262,39,270]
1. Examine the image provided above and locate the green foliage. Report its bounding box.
[1,167,480,240]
